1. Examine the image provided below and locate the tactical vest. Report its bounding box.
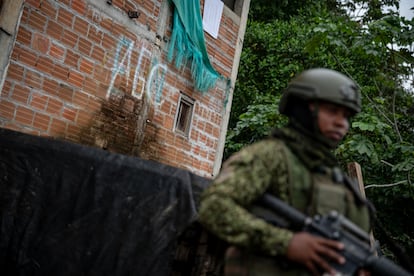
[281,141,370,232]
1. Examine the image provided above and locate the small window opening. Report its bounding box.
[175,93,194,136]
[223,0,243,16]
[223,0,235,10]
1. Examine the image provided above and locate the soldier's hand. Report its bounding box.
[286,232,345,276]
[357,269,371,276]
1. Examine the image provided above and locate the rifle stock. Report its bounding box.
[257,193,413,276]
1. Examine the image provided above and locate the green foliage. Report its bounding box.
[228,0,414,264]
[224,95,287,159]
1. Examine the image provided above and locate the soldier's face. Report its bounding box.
[310,102,351,143]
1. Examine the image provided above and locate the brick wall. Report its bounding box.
[0,0,246,178]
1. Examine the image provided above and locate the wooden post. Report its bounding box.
[347,162,377,254]
[347,162,366,197]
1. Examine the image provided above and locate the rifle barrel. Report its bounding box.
[260,194,307,227]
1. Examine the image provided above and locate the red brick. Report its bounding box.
[58,8,74,28]
[112,22,124,35]
[176,136,191,151]
[39,0,57,18]
[32,33,50,54]
[199,148,208,159]
[46,97,63,115]
[137,11,147,26]
[73,16,89,36]
[123,29,136,43]
[57,84,74,103]
[201,161,212,173]
[205,122,213,135]
[147,17,156,32]
[142,1,155,13]
[16,27,32,46]
[59,0,72,6]
[87,96,102,111]
[17,47,38,67]
[80,58,94,74]
[197,120,205,131]
[153,113,163,125]
[111,0,123,9]
[1,80,12,97]
[25,70,43,89]
[49,118,67,136]
[91,45,105,62]
[62,106,77,121]
[213,126,220,138]
[160,100,171,113]
[78,37,92,56]
[31,92,49,110]
[46,20,64,40]
[76,109,93,125]
[43,78,59,96]
[26,0,41,9]
[85,9,97,24]
[93,67,109,83]
[96,83,108,99]
[52,64,69,81]
[28,10,47,31]
[11,84,31,104]
[73,91,90,107]
[100,18,112,31]
[35,56,55,75]
[164,115,174,130]
[72,0,87,15]
[64,49,80,68]
[87,25,103,44]
[102,33,116,50]
[0,99,15,120]
[125,0,137,13]
[83,77,98,94]
[7,63,25,82]
[68,70,84,88]
[33,112,50,131]
[66,124,81,141]
[20,7,30,24]
[62,29,78,48]
[50,43,65,60]
[16,106,34,125]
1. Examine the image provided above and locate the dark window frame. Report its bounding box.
[222,0,243,16]
[174,93,195,137]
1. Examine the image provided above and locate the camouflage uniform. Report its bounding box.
[198,126,371,275]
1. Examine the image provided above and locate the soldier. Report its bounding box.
[198,68,372,276]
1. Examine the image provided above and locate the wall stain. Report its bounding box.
[80,89,148,156]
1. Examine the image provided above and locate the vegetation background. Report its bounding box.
[226,0,414,267]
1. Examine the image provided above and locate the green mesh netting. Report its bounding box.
[167,0,220,92]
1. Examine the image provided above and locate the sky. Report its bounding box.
[398,0,413,19]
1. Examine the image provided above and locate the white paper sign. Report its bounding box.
[203,0,224,39]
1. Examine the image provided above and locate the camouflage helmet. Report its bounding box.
[279,68,361,115]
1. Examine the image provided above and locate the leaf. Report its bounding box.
[352,122,376,131]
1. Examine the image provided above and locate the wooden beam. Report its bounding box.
[348,161,366,197]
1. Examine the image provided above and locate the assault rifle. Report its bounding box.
[255,193,413,276]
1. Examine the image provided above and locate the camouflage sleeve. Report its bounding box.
[198,139,293,256]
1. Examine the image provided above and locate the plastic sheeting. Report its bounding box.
[0,128,210,276]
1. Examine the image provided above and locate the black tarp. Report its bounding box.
[0,128,211,276]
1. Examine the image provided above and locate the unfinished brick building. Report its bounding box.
[0,0,250,178]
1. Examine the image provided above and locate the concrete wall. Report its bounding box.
[0,0,250,178]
